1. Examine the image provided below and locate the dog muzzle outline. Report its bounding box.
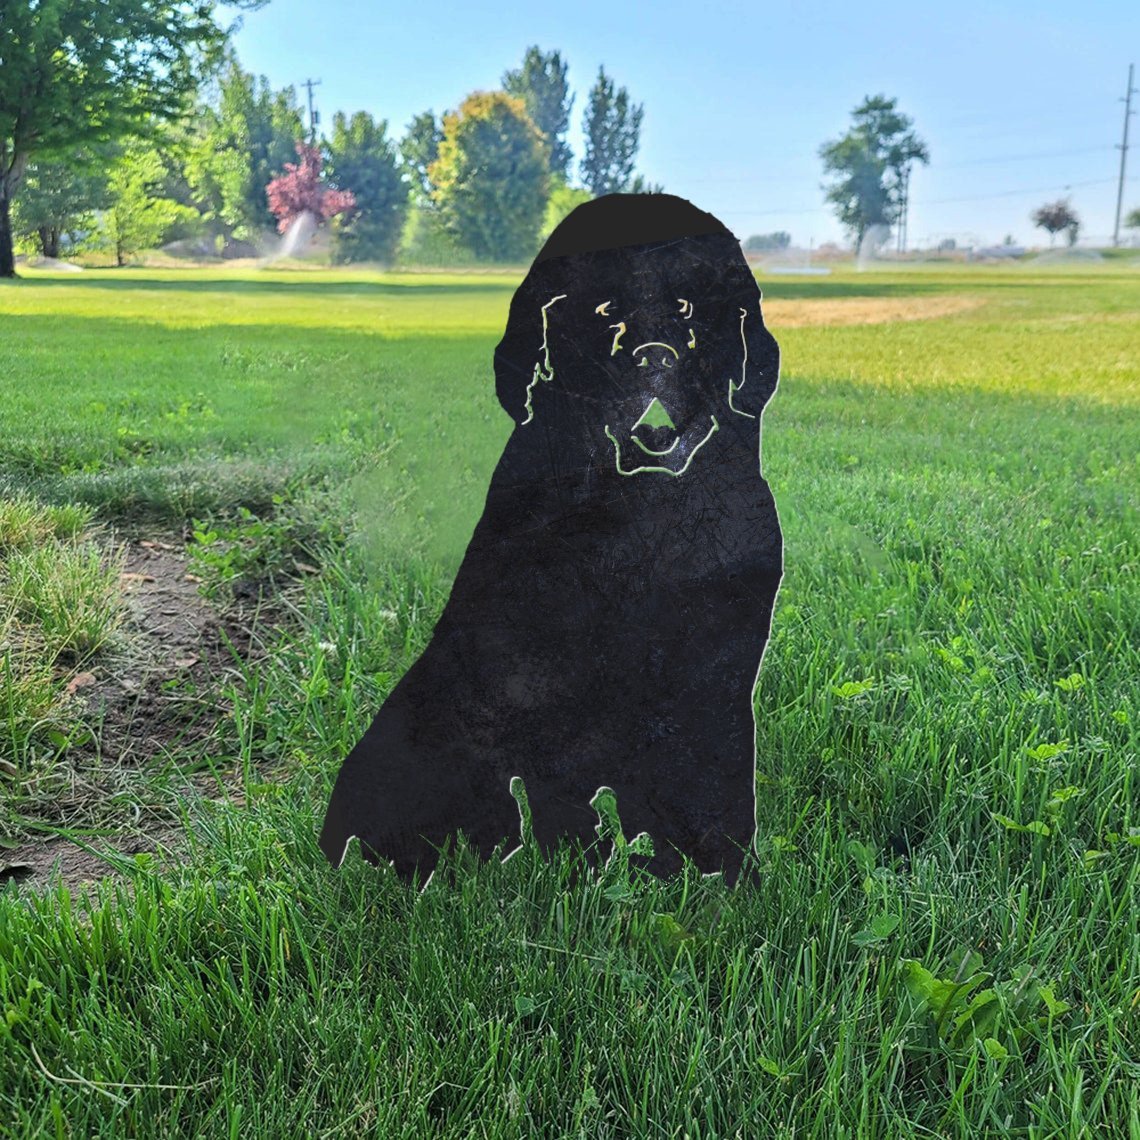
[603,414,720,477]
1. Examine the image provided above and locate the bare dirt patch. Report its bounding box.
[77,537,248,764]
[0,828,189,895]
[2,534,287,899]
[762,295,983,327]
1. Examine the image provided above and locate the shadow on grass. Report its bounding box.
[3,274,520,298]
[5,267,1115,306]
[9,275,990,303]
[0,315,506,536]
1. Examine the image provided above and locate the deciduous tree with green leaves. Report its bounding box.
[11,150,112,259]
[429,92,548,262]
[324,111,408,264]
[99,142,198,266]
[580,68,644,197]
[185,56,304,246]
[502,47,575,180]
[1031,199,1080,247]
[399,111,443,205]
[819,94,929,247]
[540,178,592,241]
[398,111,445,260]
[0,0,263,277]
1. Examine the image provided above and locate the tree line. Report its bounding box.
[7,4,1127,275]
[0,2,652,275]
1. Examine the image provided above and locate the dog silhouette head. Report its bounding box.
[495,194,780,477]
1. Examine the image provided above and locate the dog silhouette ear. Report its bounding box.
[494,263,561,425]
[728,293,781,420]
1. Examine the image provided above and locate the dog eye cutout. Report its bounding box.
[609,321,627,355]
[595,302,613,316]
[677,298,693,318]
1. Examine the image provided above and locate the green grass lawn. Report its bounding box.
[1,261,1138,1137]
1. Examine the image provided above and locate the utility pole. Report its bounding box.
[302,78,322,145]
[897,164,911,254]
[1113,63,1136,247]
[904,164,910,253]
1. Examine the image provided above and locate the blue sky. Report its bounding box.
[231,0,1139,249]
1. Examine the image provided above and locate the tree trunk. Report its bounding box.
[0,151,28,277]
[0,190,15,278]
[38,226,61,259]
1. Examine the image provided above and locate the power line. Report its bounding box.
[679,145,1115,186]
[932,108,1098,135]
[915,176,1117,207]
[1113,63,1136,247]
[715,176,1120,218]
[945,145,1112,168]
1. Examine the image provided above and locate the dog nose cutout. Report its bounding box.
[633,397,676,432]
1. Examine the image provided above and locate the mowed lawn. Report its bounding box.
[0,261,1138,1137]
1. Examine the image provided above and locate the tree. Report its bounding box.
[744,232,792,252]
[1031,199,1079,247]
[185,58,304,245]
[429,91,548,262]
[265,142,355,234]
[580,68,644,196]
[1126,206,1140,230]
[99,142,198,266]
[397,206,473,267]
[540,178,592,241]
[398,111,449,265]
[626,173,664,194]
[11,150,111,258]
[324,112,408,264]
[819,94,929,247]
[0,0,264,277]
[400,111,443,204]
[502,47,575,180]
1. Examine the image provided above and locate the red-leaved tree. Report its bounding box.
[266,142,356,233]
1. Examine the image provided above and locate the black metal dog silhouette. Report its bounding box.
[320,194,783,886]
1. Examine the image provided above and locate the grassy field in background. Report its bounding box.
[0,261,1138,1137]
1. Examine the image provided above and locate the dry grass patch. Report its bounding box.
[5,541,128,661]
[1,498,128,770]
[0,494,93,551]
[762,294,983,327]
